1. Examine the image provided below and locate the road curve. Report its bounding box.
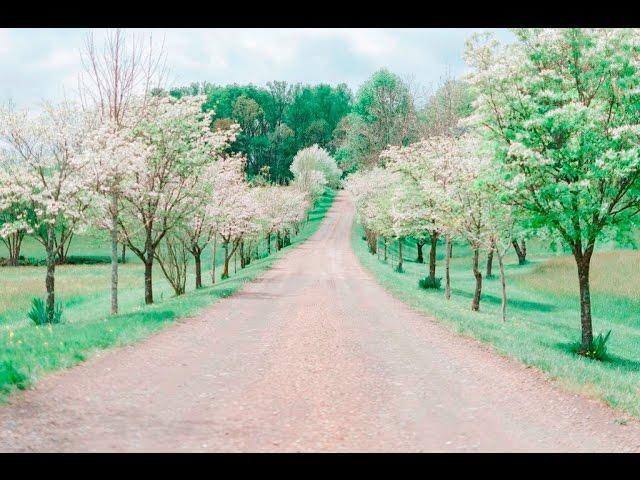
[1,191,639,452]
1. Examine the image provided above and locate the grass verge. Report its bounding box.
[352,222,640,419]
[0,189,335,401]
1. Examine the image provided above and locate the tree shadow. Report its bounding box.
[451,288,557,312]
[554,341,640,372]
[117,308,177,324]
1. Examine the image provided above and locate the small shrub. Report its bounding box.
[18,256,47,267]
[27,297,64,326]
[394,265,404,273]
[578,330,612,361]
[419,276,442,290]
[64,255,114,265]
[0,361,29,392]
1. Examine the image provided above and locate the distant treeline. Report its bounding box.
[168,81,352,184]
[166,70,474,183]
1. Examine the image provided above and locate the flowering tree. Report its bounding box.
[253,185,308,254]
[79,28,166,315]
[0,194,34,266]
[344,167,405,266]
[185,212,214,290]
[465,28,640,354]
[290,144,341,204]
[389,181,427,272]
[382,141,445,283]
[0,101,95,322]
[206,154,258,280]
[344,167,393,255]
[117,94,238,304]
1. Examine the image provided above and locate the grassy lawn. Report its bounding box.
[0,189,336,400]
[352,222,640,419]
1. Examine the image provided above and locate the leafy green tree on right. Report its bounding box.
[465,28,640,355]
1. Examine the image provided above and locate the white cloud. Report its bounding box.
[0,28,515,109]
[32,47,80,70]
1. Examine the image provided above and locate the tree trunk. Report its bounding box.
[397,238,403,272]
[471,247,482,312]
[194,249,202,289]
[576,254,594,353]
[445,235,452,300]
[498,251,507,321]
[384,238,388,262]
[486,246,494,277]
[222,242,230,279]
[56,230,73,264]
[110,195,119,315]
[3,231,24,266]
[428,232,438,280]
[276,231,282,251]
[364,228,377,254]
[121,242,126,264]
[512,238,527,265]
[144,257,153,305]
[45,224,56,323]
[211,233,217,284]
[416,241,424,264]
[239,241,245,268]
[266,233,271,254]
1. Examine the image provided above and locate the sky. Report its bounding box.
[0,28,515,109]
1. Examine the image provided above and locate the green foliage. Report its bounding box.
[466,28,640,350]
[419,78,475,137]
[27,298,63,326]
[353,222,640,418]
[1,255,121,267]
[63,255,119,265]
[0,191,336,401]
[169,81,352,184]
[577,330,612,361]
[418,276,442,289]
[0,361,29,393]
[336,69,419,171]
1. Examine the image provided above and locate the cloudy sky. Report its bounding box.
[0,28,514,109]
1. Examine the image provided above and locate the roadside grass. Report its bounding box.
[352,223,640,418]
[0,189,335,400]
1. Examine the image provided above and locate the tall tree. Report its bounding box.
[466,28,640,354]
[79,28,166,315]
[336,69,418,171]
[117,95,237,304]
[0,101,95,322]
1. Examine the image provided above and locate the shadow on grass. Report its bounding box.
[554,341,640,372]
[117,309,178,324]
[450,288,557,313]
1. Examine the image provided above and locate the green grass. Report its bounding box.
[353,223,640,418]
[0,189,336,400]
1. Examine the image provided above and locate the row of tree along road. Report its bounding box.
[346,29,640,359]
[0,30,342,326]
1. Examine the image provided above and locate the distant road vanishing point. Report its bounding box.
[1,191,639,452]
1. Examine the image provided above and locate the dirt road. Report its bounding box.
[1,192,639,452]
